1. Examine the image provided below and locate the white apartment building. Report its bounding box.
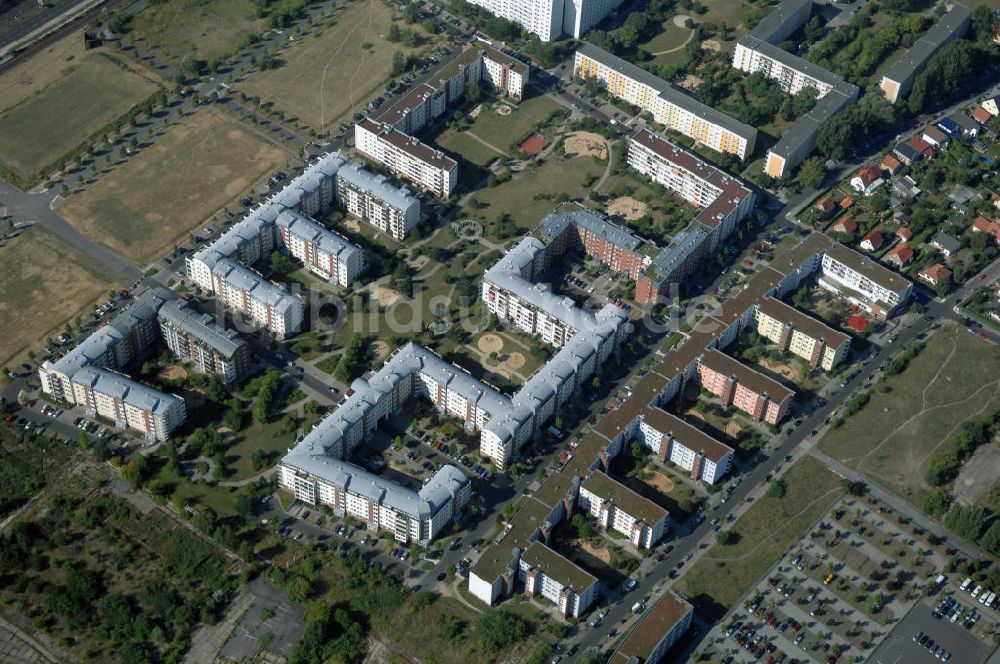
[574,43,757,159]
[578,471,669,549]
[355,119,458,198]
[610,592,693,664]
[275,209,365,286]
[820,243,912,318]
[467,0,625,41]
[70,366,186,442]
[479,44,529,100]
[729,0,860,178]
[279,458,470,544]
[334,162,420,240]
[518,541,599,618]
[880,5,971,104]
[635,407,734,485]
[753,297,850,371]
[157,299,250,386]
[211,259,304,339]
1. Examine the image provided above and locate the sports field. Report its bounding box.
[60,109,289,263]
[0,31,160,181]
[819,326,1000,506]
[239,0,429,130]
[0,230,113,367]
[129,0,302,66]
[678,457,843,619]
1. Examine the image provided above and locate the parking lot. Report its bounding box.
[870,604,989,664]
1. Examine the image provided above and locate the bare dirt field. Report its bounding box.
[158,364,189,381]
[725,421,744,438]
[342,217,361,233]
[59,109,288,263]
[578,539,612,564]
[759,357,798,381]
[607,196,649,221]
[372,285,402,307]
[0,30,161,180]
[701,39,722,52]
[371,340,390,361]
[564,131,608,159]
[953,438,1000,508]
[678,74,703,91]
[0,230,113,366]
[505,351,525,370]
[645,470,676,493]
[477,333,504,354]
[238,0,432,130]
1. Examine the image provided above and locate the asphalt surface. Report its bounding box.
[0,0,92,53]
[870,603,989,664]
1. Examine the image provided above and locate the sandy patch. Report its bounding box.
[158,364,188,381]
[477,333,504,354]
[494,102,512,116]
[678,74,703,91]
[469,104,483,119]
[564,131,608,159]
[674,14,697,27]
[646,470,676,493]
[371,341,390,361]
[725,421,743,439]
[686,408,706,423]
[760,357,797,381]
[701,39,722,52]
[607,196,649,221]
[372,285,402,306]
[342,217,361,233]
[505,351,526,370]
[579,539,612,564]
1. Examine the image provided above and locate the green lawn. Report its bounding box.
[678,457,843,619]
[639,20,694,55]
[436,129,503,167]
[0,52,158,180]
[437,94,563,167]
[463,154,607,232]
[818,326,1000,507]
[225,416,298,480]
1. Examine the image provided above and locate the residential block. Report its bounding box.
[753,297,850,371]
[578,471,669,549]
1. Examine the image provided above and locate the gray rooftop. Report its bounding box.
[768,88,857,160]
[746,0,813,43]
[158,299,245,358]
[73,366,182,415]
[336,161,420,213]
[275,209,363,263]
[882,5,971,85]
[576,41,757,141]
[211,258,303,315]
[541,208,645,253]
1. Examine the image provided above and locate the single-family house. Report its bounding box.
[919,263,952,286]
[893,141,922,166]
[832,216,858,234]
[881,154,903,175]
[973,215,1000,241]
[896,228,914,242]
[814,196,837,218]
[860,230,885,252]
[922,125,950,148]
[891,175,921,199]
[949,112,980,139]
[948,184,982,214]
[851,165,884,196]
[937,117,961,137]
[840,196,855,210]
[983,96,1000,117]
[884,243,914,268]
[972,106,993,125]
[930,232,962,258]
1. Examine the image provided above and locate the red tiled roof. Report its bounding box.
[840,197,855,209]
[832,216,857,233]
[909,135,935,157]
[861,230,884,250]
[972,106,992,124]
[897,228,913,241]
[853,165,881,187]
[886,243,914,266]
[973,215,1000,239]
[920,263,952,283]
[881,154,902,174]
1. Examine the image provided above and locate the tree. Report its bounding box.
[572,513,594,539]
[617,23,639,49]
[767,478,787,498]
[476,610,528,653]
[403,1,419,23]
[908,40,980,114]
[391,49,406,76]
[716,530,740,545]
[798,157,826,190]
[388,22,401,42]
[270,250,296,275]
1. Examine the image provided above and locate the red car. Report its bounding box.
[979,273,986,280]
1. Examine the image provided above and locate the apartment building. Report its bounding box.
[697,349,794,425]
[730,0,859,178]
[574,42,758,159]
[157,299,250,386]
[71,366,187,442]
[519,540,599,618]
[355,119,458,198]
[334,162,420,240]
[188,152,386,337]
[39,288,188,441]
[275,209,365,286]
[466,0,624,41]
[279,457,470,544]
[610,592,694,664]
[578,471,669,549]
[479,43,529,100]
[820,243,912,318]
[880,5,971,104]
[753,297,850,371]
[636,407,734,485]
[210,259,304,339]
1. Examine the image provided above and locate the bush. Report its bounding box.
[766,478,787,499]
[476,609,529,653]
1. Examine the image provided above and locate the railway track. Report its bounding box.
[0,0,134,78]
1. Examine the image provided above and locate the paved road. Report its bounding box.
[0,0,92,53]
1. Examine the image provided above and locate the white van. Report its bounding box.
[972,585,983,599]
[961,578,973,592]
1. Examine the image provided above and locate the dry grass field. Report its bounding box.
[0,230,113,367]
[59,109,289,263]
[239,0,429,130]
[0,30,161,181]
